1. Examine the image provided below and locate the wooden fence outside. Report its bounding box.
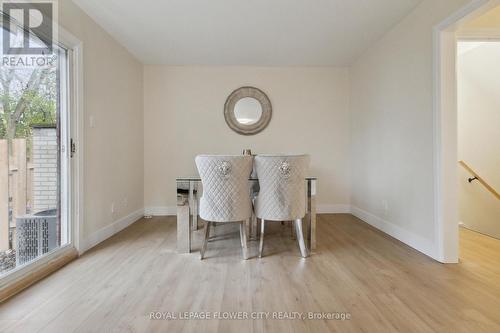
[0,139,34,252]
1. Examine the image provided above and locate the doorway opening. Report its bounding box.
[457,39,500,243]
[434,0,500,263]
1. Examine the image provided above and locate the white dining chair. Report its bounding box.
[195,155,253,260]
[254,154,310,258]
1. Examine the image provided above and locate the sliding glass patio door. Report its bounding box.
[0,19,72,277]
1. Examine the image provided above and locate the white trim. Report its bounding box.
[351,207,437,259]
[57,25,85,254]
[79,209,144,254]
[0,245,76,289]
[433,27,460,263]
[432,0,499,263]
[72,42,85,254]
[316,204,351,214]
[144,206,177,216]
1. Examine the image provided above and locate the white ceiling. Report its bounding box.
[72,0,423,66]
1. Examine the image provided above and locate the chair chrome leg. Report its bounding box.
[240,219,248,248]
[239,221,249,260]
[200,221,211,260]
[259,219,265,258]
[249,213,258,241]
[295,219,309,258]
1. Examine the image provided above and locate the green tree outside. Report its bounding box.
[0,67,58,147]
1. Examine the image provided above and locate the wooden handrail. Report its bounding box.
[459,161,500,201]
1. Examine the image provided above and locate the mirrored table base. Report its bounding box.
[176,178,317,254]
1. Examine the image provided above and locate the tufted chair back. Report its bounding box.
[195,155,253,223]
[254,155,310,221]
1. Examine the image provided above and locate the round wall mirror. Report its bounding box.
[224,87,272,135]
[234,97,263,125]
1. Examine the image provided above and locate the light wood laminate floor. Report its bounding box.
[1,214,500,333]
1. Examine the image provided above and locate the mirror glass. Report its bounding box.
[233,97,263,125]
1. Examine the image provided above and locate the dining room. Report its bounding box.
[1,1,500,332]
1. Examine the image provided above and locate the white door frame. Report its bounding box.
[433,0,500,263]
[58,26,85,254]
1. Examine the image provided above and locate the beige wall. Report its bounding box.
[144,66,351,211]
[458,42,500,190]
[458,41,500,238]
[59,1,144,243]
[349,0,469,258]
[461,4,500,30]
[458,167,500,239]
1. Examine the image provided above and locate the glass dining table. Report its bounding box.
[176,177,317,254]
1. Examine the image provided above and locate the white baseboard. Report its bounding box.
[80,208,144,254]
[144,206,177,216]
[350,206,436,259]
[143,204,436,259]
[80,205,437,261]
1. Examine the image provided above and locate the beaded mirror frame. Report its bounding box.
[224,86,272,135]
